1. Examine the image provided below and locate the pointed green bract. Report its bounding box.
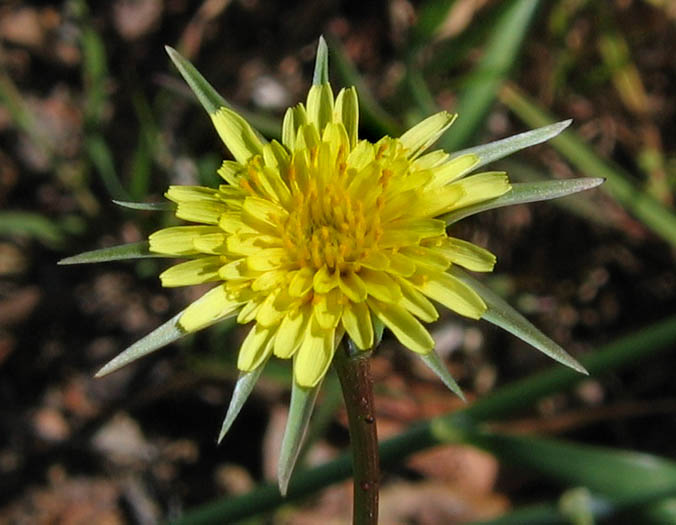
[443,178,605,224]
[95,312,187,377]
[419,350,465,401]
[451,120,572,171]
[165,46,228,115]
[113,200,174,211]
[312,36,330,86]
[218,365,267,443]
[58,241,164,265]
[278,381,322,496]
[449,267,588,374]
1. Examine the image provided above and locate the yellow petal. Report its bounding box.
[313,265,339,293]
[274,305,311,358]
[306,83,334,132]
[193,232,227,254]
[210,107,264,164]
[313,289,343,330]
[384,252,416,277]
[379,219,446,247]
[416,270,486,319]
[399,111,457,159]
[149,226,222,256]
[241,196,287,234]
[440,237,496,272]
[428,154,479,187]
[367,298,434,354]
[237,296,263,324]
[256,289,286,327]
[334,87,359,148]
[360,268,402,302]
[399,279,439,322]
[341,300,373,350]
[252,269,287,291]
[179,284,244,332]
[237,323,275,371]
[281,103,307,151]
[449,172,511,209]
[175,200,226,225]
[289,267,315,297]
[159,256,224,287]
[338,270,367,303]
[293,317,336,387]
[246,247,289,272]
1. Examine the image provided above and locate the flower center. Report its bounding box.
[276,146,389,273]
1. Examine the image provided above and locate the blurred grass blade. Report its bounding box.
[450,267,587,374]
[95,312,186,377]
[419,350,465,400]
[58,241,163,265]
[0,212,64,246]
[443,178,604,224]
[500,84,676,247]
[171,315,676,524]
[326,36,402,137]
[113,200,174,211]
[440,0,539,151]
[86,135,130,201]
[451,120,572,170]
[460,432,676,502]
[166,45,228,114]
[313,36,330,85]
[218,365,267,443]
[278,381,322,496]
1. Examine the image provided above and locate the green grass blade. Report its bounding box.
[278,381,322,496]
[461,432,676,502]
[95,311,186,377]
[326,36,402,137]
[440,0,539,151]
[500,84,676,247]
[0,212,65,246]
[171,315,676,523]
[58,241,162,265]
[451,120,572,170]
[443,178,604,224]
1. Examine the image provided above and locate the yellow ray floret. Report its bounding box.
[149,84,511,387]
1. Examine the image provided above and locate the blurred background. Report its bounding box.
[1,0,675,523]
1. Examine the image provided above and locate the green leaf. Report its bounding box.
[0,212,64,246]
[112,200,174,211]
[58,241,163,265]
[327,35,402,137]
[449,267,587,374]
[278,381,322,496]
[500,84,676,248]
[464,432,676,502]
[443,177,605,224]
[418,350,465,401]
[451,120,572,170]
[95,312,187,377]
[165,45,228,115]
[312,36,330,85]
[218,365,267,443]
[440,0,540,151]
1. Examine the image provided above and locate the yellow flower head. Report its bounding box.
[149,78,510,388]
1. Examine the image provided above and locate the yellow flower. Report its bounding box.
[148,81,510,388]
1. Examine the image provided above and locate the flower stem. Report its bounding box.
[334,342,379,525]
